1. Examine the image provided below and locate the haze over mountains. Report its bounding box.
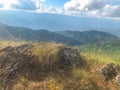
[0,23,117,46]
[0,10,120,37]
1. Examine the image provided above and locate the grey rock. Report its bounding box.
[58,46,83,68]
[0,44,82,83]
[115,75,120,86]
[99,63,120,81]
[16,43,33,53]
[0,44,34,80]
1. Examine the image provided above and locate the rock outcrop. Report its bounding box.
[99,63,120,81]
[0,44,83,89]
[58,46,83,67]
[0,44,34,86]
[99,63,120,85]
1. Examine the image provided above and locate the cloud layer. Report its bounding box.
[0,0,45,10]
[63,0,120,18]
[12,0,36,10]
[0,0,120,18]
[64,0,105,11]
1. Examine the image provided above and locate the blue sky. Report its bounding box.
[108,1,120,5]
[0,0,120,19]
[44,0,69,8]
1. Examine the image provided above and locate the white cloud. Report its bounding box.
[0,0,63,14]
[37,6,63,14]
[63,0,120,18]
[0,0,45,10]
[87,4,120,18]
[35,0,120,18]
[103,5,120,17]
[64,0,105,11]
[63,0,106,16]
[12,0,36,10]
[31,0,45,9]
[0,0,19,9]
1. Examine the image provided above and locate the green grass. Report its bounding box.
[78,41,120,66]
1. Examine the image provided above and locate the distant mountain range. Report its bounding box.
[57,30,117,44]
[0,23,81,46]
[0,10,120,37]
[0,23,118,46]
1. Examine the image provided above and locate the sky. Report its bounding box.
[44,0,69,8]
[0,0,120,19]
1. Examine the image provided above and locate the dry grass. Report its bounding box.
[13,76,63,90]
[0,40,26,48]
[72,46,120,90]
[32,43,59,66]
[0,41,119,90]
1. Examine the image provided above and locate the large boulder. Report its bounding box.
[58,46,83,67]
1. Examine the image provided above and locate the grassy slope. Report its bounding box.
[75,40,120,90]
[78,39,120,65]
[0,41,120,90]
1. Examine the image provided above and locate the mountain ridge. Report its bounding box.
[57,30,118,44]
[0,23,118,45]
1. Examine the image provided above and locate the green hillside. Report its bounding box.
[58,30,118,44]
[78,39,120,64]
[0,23,81,46]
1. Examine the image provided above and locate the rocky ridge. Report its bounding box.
[0,44,83,89]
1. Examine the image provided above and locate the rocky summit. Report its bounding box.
[0,44,83,90]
